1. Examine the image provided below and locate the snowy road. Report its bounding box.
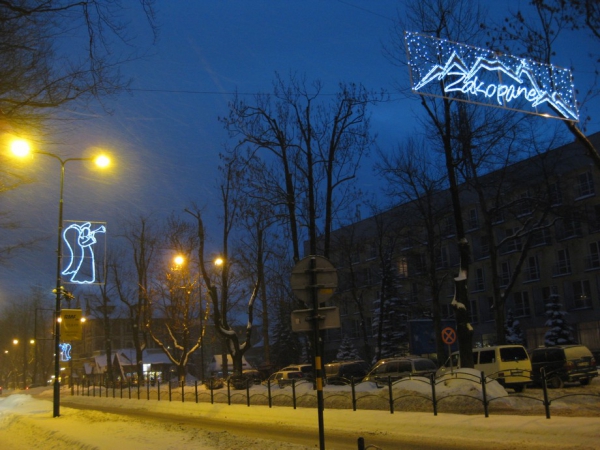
[1,377,599,450]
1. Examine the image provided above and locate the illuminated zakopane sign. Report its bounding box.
[62,221,106,284]
[404,31,578,121]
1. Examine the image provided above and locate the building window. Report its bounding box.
[441,303,454,319]
[397,257,408,278]
[553,248,571,276]
[351,248,360,265]
[486,297,495,321]
[340,301,349,316]
[491,208,504,224]
[362,268,372,286]
[470,298,479,323]
[548,181,562,206]
[442,216,455,236]
[572,280,592,309]
[473,268,485,292]
[557,215,582,240]
[532,225,552,247]
[516,190,533,217]
[503,227,521,254]
[347,320,362,339]
[410,282,419,303]
[525,256,540,282]
[513,291,531,317]
[576,171,595,199]
[436,247,449,269]
[586,241,600,270]
[368,242,377,260]
[478,235,490,259]
[500,261,511,287]
[542,285,559,301]
[591,204,600,233]
[467,208,479,230]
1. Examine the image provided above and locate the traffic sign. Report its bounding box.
[291,306,340,332]
[61,309,83,341]
[290,255,338,306]
[441,327,457,345]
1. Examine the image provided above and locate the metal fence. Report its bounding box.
[69,369,600,420]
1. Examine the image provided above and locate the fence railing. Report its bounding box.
[69,370,599,419]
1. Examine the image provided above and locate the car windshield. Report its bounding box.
[500,347,528,362]
[414,359,436,371]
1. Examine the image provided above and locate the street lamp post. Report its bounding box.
[10,140,110,417]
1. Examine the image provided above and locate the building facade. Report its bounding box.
[324,133,600,362]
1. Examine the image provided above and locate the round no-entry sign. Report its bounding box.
[441,327,457,345]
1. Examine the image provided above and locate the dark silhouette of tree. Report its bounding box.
[484,1,600,170]
[186,159,259,380]
[221,72,383,262]
[0,0,158,134]
[544,294,576,346]
[147,215,206,384]
[112,214,160,384]
[504,309,524,345]
[336,335,361,361]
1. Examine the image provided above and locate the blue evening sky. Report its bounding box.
[1,0,599,308]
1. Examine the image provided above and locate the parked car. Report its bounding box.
[591,349,600,369]
[363,356,437,387]
[266,370,305,388]
[437,345,532,392]
[280,364,314,381]
[530,344,598,389]
[228,369,263,389]
[324,360,370,385]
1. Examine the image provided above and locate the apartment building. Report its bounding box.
[324,133,600,361]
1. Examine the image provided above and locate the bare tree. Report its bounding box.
[186,160,259,380]
[483,1,600,169]
[146,215,206,384]
[376,137,453,360]
[234,202,280,368]
[0,0,158,134]
[112,214,160,383]
[385,0,492,367]
[221,72,382,261]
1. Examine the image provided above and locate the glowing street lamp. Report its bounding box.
[173,255,185,267]
[10,139,111,417]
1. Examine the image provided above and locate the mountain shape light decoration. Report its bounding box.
[62,221,106,284]
[404,31,578,121]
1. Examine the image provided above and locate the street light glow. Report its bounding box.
[10,138,31,157]
[174,255,185,266]
[94,154,110,168]
[214,257,224,267]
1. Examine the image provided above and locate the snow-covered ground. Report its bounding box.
[0,370,599,449]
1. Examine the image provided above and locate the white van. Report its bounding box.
[438,345,532,392]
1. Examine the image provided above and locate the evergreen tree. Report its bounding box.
[544,294,576,346]
[372,252,407,363]
[336,335,361,361]
[270,300,302,367]
[504,309,524,345]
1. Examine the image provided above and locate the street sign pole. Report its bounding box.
[309,256,326,450]
[290,255,338,450]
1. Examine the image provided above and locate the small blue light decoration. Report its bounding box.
[404,31,578,121]
[60,343,72,361]
[62,221,106,284]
